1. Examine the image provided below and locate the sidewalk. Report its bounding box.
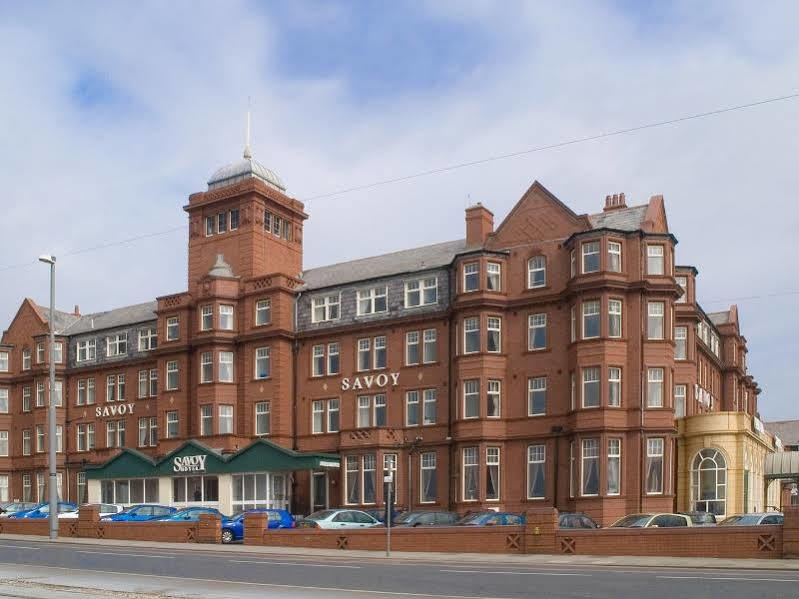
[2,533,798,571]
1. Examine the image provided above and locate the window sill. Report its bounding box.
[525,347,550,354]
[252,377,272,382]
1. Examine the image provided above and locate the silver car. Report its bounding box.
[59,503,124,519]
[295,509,381,529]
[718,512,783,526]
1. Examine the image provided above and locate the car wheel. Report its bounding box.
[221,529,234,544]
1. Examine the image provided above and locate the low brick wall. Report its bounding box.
[258,525,525,553]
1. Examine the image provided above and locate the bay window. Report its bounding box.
[646,438,664,494]
[463,447,478,501]
[581,439,599,496]
[527,445,545,499]
[486,447,500,501]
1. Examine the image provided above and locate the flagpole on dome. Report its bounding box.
[244,96,252,160]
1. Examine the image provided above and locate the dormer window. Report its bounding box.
[357,286,387,316]
[312,294,340,323]
[647,245,664,275]
[405,278,437,308]
[106,333,127,357]
[138,328,158,351]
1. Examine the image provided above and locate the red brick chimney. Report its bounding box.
[465,202,494,247]
[603,193,627,211]
[73,305,80,316]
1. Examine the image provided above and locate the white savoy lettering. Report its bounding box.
[173,454,208,472]
[95,403,135,418]
[341,372,400,391]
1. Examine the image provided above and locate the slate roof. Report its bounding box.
[707,311,731,326]
[300,239,468,291]
[765,420,799,446]
[587,205,648,231]
[37,301,158,336]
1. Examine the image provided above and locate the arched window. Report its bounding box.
[691,448,726,516]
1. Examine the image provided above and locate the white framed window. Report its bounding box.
[486,447,500,501]
[648,301,665,339]
[217,211,227,233]
[528,376,546,416]
[463,379,479,419]
[219,305,234,330]
[420,452,437,503]
[0,431,8,457]
[405,278,437,307]
[608,299,622,338]
[77,339,97,362]
[423,389,436,425]
[357,338,370,371]
[106,376,116,402]
[345,456,359,504]
[570,305,576,342]
[675,384,686,418]
[200,305,213,331]
[106,333,127,357]
[77,424,86,451]
[608,367,622,407]
[583,300,600,339]
[166,316,179,341]
[581,439,599,496]
[527,445,545,499]
[52,341,63,364]
[463,262,479,292]
[582,241,599,273]
[357,396,371,428]
[200,352,212,383]
[462,447,478,501]
[36,342,44,363]
[463,317,479,353]
[166,411,179,438]
[255,299,271,326]
[312,345,325,376]
[36,381,45,407]
[86,379,95,405]
[23,386,31,411]
[486,317,501,352]
[255,401,270,435]
[0,389,6,413]
[87,423,95,449]
[374,393,386,426]
[676,276,688,303]
[138,370,148,398]
[327,399,339,432]
[362,455,376,504]
[423,329,437,363]
[327,343,340,374]
[608,241,622,272]
[486,379,501,418]
[22,348,31,370]
[675,326,687,360]
[230,208,239,230]
[646,438,664,494]
[647,245,664,275]
[607,439,621,495]
[255,347,270,379]
[206,216,215,236]
[138,327,157,351]
[311,294,340,323]
[312,400,324,434]
[149,418,157,447]
[405,391,419,426]
[166,361,179,390]
[219,405,233,434]
[647,368,664,408]
[200,405,213,436]
[582,367,600,408]
[107,421,116,448]
[373,336,386,369]
[149,370,157,397]
[405,332,419,365]
[528,313,546,350]
[527,256,546,288]
[570,249,576,278]
[219,351,234,382]
[138,417,149,447]
[52,380,63,406]
[356,286,388,316]
[22,474,32,501]
[486,262,501,291]
[22,429,31,455]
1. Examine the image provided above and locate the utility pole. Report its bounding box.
[38,254,57,540]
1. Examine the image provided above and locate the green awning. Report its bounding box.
[85,438,339,480]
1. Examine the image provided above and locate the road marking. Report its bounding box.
[77,551,176,559]
[0,545,38,550]
[230,559,361,568]
[657,576,799,582]
[0,562,515,599]
[440,569,590,577]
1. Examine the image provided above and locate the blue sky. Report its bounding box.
[1,0,798,420]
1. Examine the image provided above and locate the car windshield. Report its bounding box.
[393,512,422,524]
[306,510,336,521]
[719,514,763,526]
[457,513,485,524]
[611,514,652,527]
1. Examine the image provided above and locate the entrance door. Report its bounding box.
[312,471,328,511]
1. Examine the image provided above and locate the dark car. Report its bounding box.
[457,512,524,526]
[158,507,229,522]
[679,511,717,526]
[392,511,458,527]
[718,512,783,526]
[222,509,294,543]
[103,504,177,522]
[558,512,600,529]
[364,508,404,524]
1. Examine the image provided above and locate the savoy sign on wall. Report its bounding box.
[173,455,208,473]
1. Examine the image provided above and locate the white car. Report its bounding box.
[295,509,381,529]
[58,503,124,519]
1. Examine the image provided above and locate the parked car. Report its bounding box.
[718,512,783,526]
[363,508,404,524]
[9,502,77,518]
[610,513,693,528]
[59,503,124,519]
[558,512,601,529]
[159,506,229,522]
[295,509,381,529]
[678,511,717,526]
[102,504,177,521]
[221,508,294,543]
[0,502,39,518]
[457,512,524,526]
[392,511,459,527]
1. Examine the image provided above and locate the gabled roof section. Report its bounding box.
[301,239,467,291]
[708,305,739,329]
[32,301,80,334]
[588,204,649,231]
[489,181,589,249]
[84,447,157,479]
[1,298,48,344]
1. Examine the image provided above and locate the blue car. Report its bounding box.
[456,512,525,526]
[221,509,294,544]
[158,507,229,522]
[10,502,77,518]
[103,504,178,521]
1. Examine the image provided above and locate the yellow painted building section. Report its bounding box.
[677,412,781,518]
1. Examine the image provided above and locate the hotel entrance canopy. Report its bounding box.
[765,452,799,479]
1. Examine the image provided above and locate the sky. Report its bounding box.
[1,0,797,420]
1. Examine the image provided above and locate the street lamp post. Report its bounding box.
[38,254,57,540]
